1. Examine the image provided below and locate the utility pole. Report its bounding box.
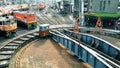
[81,0,92,25]
[80,0,84,26]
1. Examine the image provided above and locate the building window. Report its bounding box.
[100,1,102,10]
[103,1,106,10]
[91,0,92,2]
[108,1,111,5]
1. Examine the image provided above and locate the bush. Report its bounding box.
[85,12,120,28]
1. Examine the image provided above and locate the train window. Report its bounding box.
[42,27,45,31]
[39,27,47,31]
[39,24,50,31]
[46,26,49,30]
[6,21,10,25]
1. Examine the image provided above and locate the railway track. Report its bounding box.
[0,30,39,68]
[35,9,73,26]
[38,12,59,25]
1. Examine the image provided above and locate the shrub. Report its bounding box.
[85,12,120,28]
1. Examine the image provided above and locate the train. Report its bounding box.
[12,4,29,11]
[11,11,37,29]
[19,4,29,11]
[38,3,45,10]
[0,4,29,17]
[0,6,12,17]
[39,24,50,37]
[12,11,37,29]
[0,16,17,37]
[12,4,21,11]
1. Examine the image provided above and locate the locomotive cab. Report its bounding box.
[39,24,50,37]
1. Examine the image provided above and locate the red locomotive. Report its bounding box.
[12,11,37,29]
[39,24,50,37]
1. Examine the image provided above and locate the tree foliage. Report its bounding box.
[85,12,120,28]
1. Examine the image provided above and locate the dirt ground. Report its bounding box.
[9,37,90,68]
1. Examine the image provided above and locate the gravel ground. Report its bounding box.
[9,38,90,68]
[94,34,120,48]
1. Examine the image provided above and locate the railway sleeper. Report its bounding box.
[12,40,25,44]
[26,34,36,38]
[32,32,39,36]
[14,38,29,41]
[0,51,14,55]
[20,37,30,41]
[0,48,16,51]
[4,46,18,49]
[0,55,11,61]
[0,46,18,51]
[0,58,10,62]
[0,60,9,68]
[7,43,20,46]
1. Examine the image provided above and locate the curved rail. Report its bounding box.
[0,30,39,68]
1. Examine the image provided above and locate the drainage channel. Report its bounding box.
[0,32,39,68]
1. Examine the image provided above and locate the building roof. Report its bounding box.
[39,24,50,27]
[13,11,34,14]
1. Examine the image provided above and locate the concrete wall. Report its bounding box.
[92,0,119,13]
[73,0,80,18]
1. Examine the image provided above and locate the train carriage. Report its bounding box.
[39,24,50,37]
[19,4,29,11]
[0,6,12,17]
[38,3,45,10]
[12,5,21,11]
[12,11,37,29]
[0,16,17,37]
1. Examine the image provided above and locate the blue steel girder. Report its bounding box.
[63,30,120,61]
[51,31,120,68]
